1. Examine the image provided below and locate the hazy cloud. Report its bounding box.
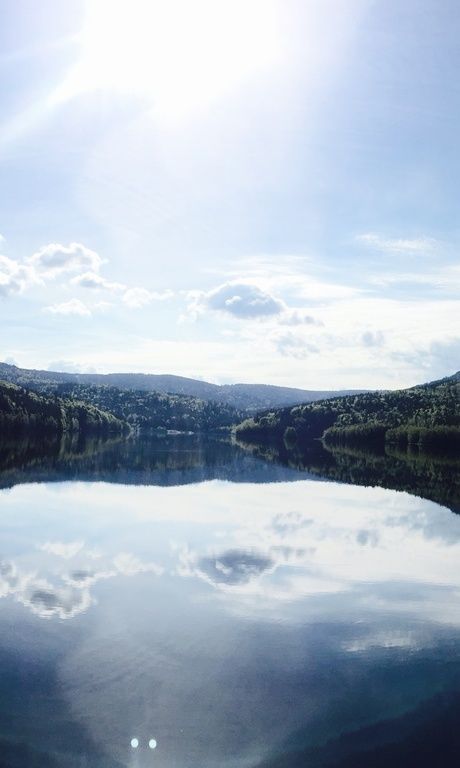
[112,552,164,576]
[39,540,85,559]
[47,360,97,374]
[44,298,92,316]
[274,331,319,359]
[357,233,437,255]
[71,271,126,292]
[28,242,103,278]
[391,336,460,376]
[279,310,318,326]
[122,287,173,308]
[362,330,385,347]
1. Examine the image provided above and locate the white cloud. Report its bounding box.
[47,360,97,373]
[215,255,361,302]
[71,271,126,292]
[72,272,174,310]
[112,553,164,576]
[39,540,85,559]
[368,264,460,294]
[28,242,103,279]
[0,254,35,296]
[273,331,319,359]
[93,300,114,312]
[1,240,175,321]
[122,287,173,308]
[361,330,385,348]
[279,310,319,326]
[189,281,285,320]
[45,298,92,316]
[356,233,437,255]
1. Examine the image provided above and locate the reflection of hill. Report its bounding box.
[0,435,307,489]
[236,439,460,512]
[3,435,458,510]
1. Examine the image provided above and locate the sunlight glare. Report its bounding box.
[57,0,280,118]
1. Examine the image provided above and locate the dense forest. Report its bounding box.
[31,381,241,434]
[0,369,241,436]
[1,363,459,443]
[235,371,460,451]
[0,381,125,437]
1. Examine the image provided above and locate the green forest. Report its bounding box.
[0,381,125,437]
[43,381,241,433]
[235,371,460,452]
[1,366,458,445]
[0,374,242,437]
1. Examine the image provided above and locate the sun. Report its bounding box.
[57,0,280,119]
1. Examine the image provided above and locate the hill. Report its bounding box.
[49,381,241,433]
[235,371,460,451]
[0,362,366,412]
[0,381,125,438]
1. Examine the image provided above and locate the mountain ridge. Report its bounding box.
[0,362,367,412]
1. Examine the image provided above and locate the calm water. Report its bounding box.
[1,436,460,767]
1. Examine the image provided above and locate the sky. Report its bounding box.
[0,0,459,389]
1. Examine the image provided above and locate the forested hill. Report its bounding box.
[49,382,241,433]
[0,362,365,412]
[0,365,243,435]
[0,381,125,437]
[235,371,460,451]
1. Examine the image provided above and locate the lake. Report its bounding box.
[1,435,460,767]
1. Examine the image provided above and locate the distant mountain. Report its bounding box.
[0,380,125,438]
[0,362,366,412]
[235,370,460,451]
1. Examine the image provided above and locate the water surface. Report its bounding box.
[1,436,460,767]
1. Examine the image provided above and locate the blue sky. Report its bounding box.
[0,0,459,388]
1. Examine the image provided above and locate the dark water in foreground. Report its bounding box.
[1,436,460,767]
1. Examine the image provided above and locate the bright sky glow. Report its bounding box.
[56,0,280,118]
[0,0,459,389]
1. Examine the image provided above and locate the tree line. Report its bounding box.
[0,381,125,438]
[235,371,460,453]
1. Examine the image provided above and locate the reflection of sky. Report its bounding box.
[1,479,460,766]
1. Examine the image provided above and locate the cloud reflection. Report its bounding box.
[198,549,275,586]
[0,544,164,620]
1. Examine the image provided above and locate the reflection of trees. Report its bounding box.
[0,434,301,489]
[2,434,458,510]
[236,438,460,512]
